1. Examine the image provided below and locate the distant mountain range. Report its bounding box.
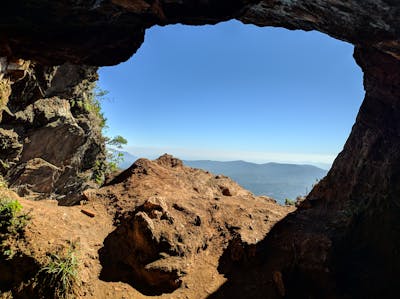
[113,150,138,169]
[112,150,328,204]
[184,160,327,203]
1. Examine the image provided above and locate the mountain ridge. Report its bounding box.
[113,150,328,203]
[184,159,327,203]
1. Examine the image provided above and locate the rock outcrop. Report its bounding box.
[86,154,293,296]
[0,1,400,298]
[0,59,105,204]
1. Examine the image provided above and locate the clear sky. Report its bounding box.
[98,20,364,168]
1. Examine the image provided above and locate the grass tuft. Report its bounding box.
[38,242,80,299]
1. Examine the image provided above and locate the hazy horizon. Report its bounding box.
[117,146,334,170]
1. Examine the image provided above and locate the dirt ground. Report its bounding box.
[2,155,294,298]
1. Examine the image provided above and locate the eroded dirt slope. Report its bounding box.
[1,154,293,298]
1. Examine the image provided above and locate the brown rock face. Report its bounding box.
[0,1,400,298]
[0,61,105,203]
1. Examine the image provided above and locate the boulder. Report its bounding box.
[9,158,60,196]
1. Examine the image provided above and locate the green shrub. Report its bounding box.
[105,135,127,172]
[0,198,29,235]
[39,242,79,299]
[0,198,30,259]
[73,84,128,185]
[284,198,296,206]
[92,135,128,185]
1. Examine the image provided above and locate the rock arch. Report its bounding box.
[0,1,399,297]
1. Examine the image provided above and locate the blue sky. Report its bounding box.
[98,20,364,167]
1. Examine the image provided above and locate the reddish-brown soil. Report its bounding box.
[1,155,294,298]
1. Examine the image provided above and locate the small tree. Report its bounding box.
[105,135,127,172]
[87,85,129,185]
[105,135,127,148]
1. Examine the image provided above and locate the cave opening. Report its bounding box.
[97,20,364,204]
[1,2,398,298]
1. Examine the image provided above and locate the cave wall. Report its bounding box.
[217,46,400,298]
[305,46,400,298]
[0,59,105,204]
[0,0,399,297]
[0,1,399,64]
